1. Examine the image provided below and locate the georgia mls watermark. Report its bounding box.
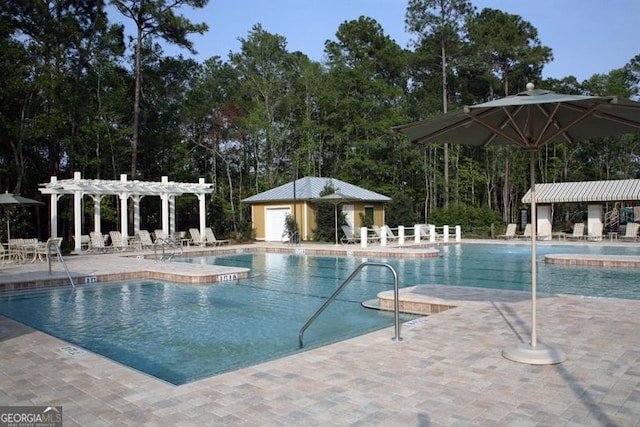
[0,406,62,427]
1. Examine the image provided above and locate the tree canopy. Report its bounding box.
[1,1,638,242]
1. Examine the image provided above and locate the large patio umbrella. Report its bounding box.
[0,191,43,242]
[393,83,640,364]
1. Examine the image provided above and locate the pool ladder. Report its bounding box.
[153,238,184,262]
[298,262,402,348]
[47,241,75,289]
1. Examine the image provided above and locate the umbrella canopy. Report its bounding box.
[394,83,640,365]
[316,191,356,245]
[0,191,43,241]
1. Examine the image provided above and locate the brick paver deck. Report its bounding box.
[1,240,639,426]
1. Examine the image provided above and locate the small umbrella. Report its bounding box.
[394,83,640,364]
[0,191,43,242]
[316,191,354,245]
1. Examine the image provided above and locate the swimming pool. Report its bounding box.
[1,243,638,385]
[0,254,415,385]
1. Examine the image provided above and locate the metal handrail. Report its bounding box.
[298,262,402,348]
[153,237,184,262]
[47,241,75,290]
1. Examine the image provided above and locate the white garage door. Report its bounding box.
[265,207,291,241]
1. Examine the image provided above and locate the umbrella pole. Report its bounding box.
[334,205,338,246]
[529,150,537,349]
[502,149,566,365]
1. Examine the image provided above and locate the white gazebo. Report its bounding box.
[39,171,214,253]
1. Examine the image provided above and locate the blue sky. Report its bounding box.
[112,0,640,82]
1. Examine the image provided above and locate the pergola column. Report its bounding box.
[159,178,170,237]
[169,195,176,236]
[197,192,206,237]
[119,174,129,246]
[90,195,103,235]
[49,193,61,238]
[73,190,82,253]
[131,195,143,237]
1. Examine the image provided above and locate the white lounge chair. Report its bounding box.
[89,231,108,252]
[341,225,358,244]
[620,223,639,241]
[204,227,230,246]
[516,224,532,240]
[109,231,128,251]
[137,230,155,249]
[586,223,603,241]
[566,223,585,240]
[537,222,552,240]
[498,223,517,239]
[189,228,213,246]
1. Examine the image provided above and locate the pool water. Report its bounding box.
[1,243,638,385]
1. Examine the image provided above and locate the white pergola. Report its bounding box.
[39,171,214,253]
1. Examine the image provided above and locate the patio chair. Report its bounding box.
[204,227,230,246]
[109,231,129,251]
[620,223,639,241]
[537,222,552,241]
[154,229,168,242]
[189,228,211,246]
[586,222,603,241]
[382,225,399,242]
[89,231,108,252]
[565,223,585,240]
[498,223,517,239]
[36,237,63,262]
[516,224,532,240]
[0,242,11,264]
[137,230,155,249]
[340,225,358,244]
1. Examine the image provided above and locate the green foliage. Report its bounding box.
[0,1,639,244]
[385,192,417,227]
[313,181,344,242]
[428,203,502,229]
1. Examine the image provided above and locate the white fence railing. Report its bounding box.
[356,224,461,247]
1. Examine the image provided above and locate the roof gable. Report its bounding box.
[242,177,391,203]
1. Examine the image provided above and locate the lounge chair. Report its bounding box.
[498,223,517,239]
[89,231,108,252]
[586,222,603,241]
[620,223,639,241]
[372,225,397,244]
[341,225,358,244]
[516,224,532,240]
[537,222,552,240]
[109,231,128,251]
[189,228,212,246]
[382,225,399,242]
[204,227,230,246]
[154,229,168,242]
[137,230,155,249]
[566,223,585,240]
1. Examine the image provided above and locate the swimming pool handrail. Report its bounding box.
[298,262,402,348]
[47,241,75,290]
[153,237,184,262]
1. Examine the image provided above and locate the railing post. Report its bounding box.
[429,225,436,242]
[398,226,405,246]
[414,224,421,244]
[360,226,368,248]
[456,225,461,242]
[443,225,449,242]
